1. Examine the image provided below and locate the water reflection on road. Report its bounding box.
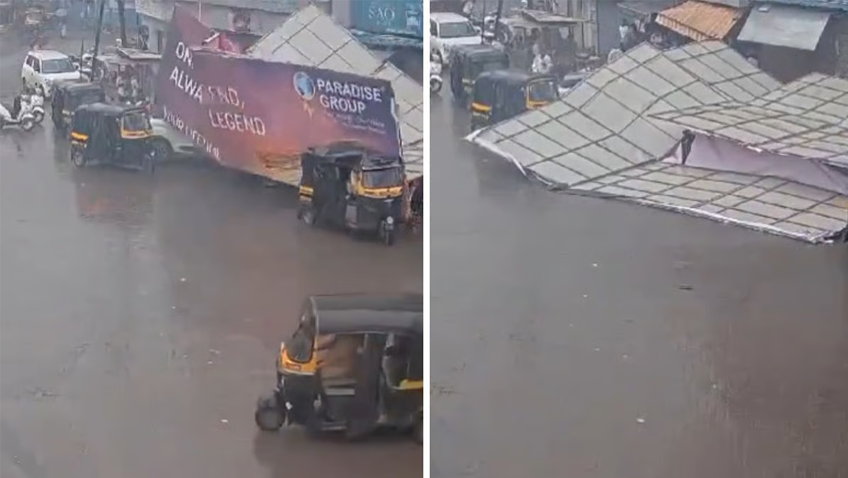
[1,112,422,477]
[429,89,848,478]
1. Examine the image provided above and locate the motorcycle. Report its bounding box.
[22,89,45,124]
[430,59,443,94]
[0,99,37,131]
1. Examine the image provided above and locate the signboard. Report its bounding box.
[155,6,402,184]
[350,0,423,38]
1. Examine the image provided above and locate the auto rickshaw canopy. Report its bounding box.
[300,143,404,189]
[54,81,106,110]
[71,102,152,142]
[472,69,558,106]
[307,293,423,336]
[450,44,510,79]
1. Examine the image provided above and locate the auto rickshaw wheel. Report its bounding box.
[71,147,86,168]
[412,414,423,444]
[140,152,156,175]
[255,394,286,432]
[379,219,396,246]
[20,117,34,131]
[150,138,173,162]
[299,207,315,226]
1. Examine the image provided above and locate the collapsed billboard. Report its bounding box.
[155,6,402,184]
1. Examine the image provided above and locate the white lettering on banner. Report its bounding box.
[319,95,367,114]
[315,79,382,102]
[174,41,194,68]
[169,66,204,102]
[313,79,383,116]
[163,105,221,161]
[208,110,267,135]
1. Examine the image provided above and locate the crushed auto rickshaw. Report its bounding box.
[470,69,558,129]
[298,143,407,246]
[51,80,106,130]
[448,44,510,105]
[254,294,424,443]
[69,103,157,172]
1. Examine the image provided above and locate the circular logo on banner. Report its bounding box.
[293,72,315,100]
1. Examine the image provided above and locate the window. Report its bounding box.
[229,8,251,32]
[121,112,151,132]
[41,58,75,74]
[32,59,41,73]
[438,21,477,39]
[361,167,403,188]
[527,79,558,103]
[288,306,316,363]
[430,19,437,36]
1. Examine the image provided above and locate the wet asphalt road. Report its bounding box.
[429,87,848,476]
[0,35,422,478]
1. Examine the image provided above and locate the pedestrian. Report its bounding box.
[619,20,632,51]
[531,52,543,73]
[540,50,553,74]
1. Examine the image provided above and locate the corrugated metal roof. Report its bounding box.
[656,0,743,41]
[757,0,848,11]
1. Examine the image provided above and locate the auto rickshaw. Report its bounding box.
[51,80,106,130]
[254,294,424,443]
[449,44,510,106]
[470,69,558,130]
[69,103,157,172]
[298,143,406,246]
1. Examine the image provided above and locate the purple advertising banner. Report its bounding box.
[155,6,402,183]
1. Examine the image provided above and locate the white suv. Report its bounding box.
[430,12,482,66]
[21,50,82,97]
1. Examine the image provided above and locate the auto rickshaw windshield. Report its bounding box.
[69,92,104,109]
[527,79,558,103]
[361,166,404,188]
[42,58,75,74]
[440,21,477,39]
[122,111,151,132]
[468,60,508,78]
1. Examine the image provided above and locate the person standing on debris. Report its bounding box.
[462,0,474,18]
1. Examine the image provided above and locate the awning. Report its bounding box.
[656,0,742,42]
[618,0,682,18]
[737,4,831,51]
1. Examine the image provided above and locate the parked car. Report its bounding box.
[21,50,82,98]
[430,12,482,66]
[150,118,211,161]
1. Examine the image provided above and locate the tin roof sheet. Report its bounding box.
[467,41,847,242]
[656,0,743,41]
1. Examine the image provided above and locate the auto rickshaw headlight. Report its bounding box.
[386,216,394,225]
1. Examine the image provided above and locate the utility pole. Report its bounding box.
[492,0,504,44]
[91,0,106,77]
[116,0,128,46]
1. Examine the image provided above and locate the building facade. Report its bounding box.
[736,0,848,81]
[135,0,320,53]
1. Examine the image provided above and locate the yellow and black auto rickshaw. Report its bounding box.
[69,103,157,173]
[51,80,106,130]
[298,143,407,246]
[470,69,559,130]
[254,294,424,443]
[449,44,510,106]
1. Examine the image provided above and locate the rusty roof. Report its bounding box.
[656,0,743,41]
